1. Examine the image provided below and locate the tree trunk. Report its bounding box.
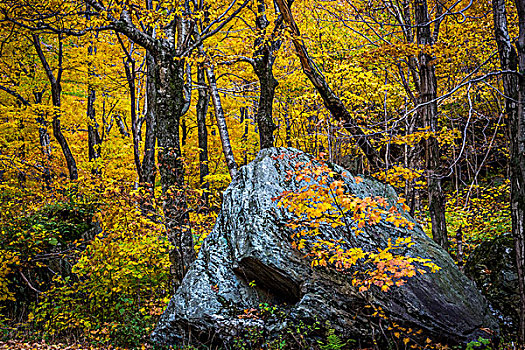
[33,90,52,185]
[252,0,280,149]
[414,0,448,250]
[197,65,210,204]
[141,0,157,188]
[123,53,142,183]
[240,107,249,165]
[33,91,52,159]
[117,33,143,182]
[514,0,525,342]
[274,0,383,170]
[206,64,238,179]
[154,54,195,291]
[493,0,525,342]
[32,33,78,180]
[87,88,102,170]
[86,13,102,174]
[254,72,278,149]
[142,52,157,187]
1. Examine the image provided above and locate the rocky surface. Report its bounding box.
[152,147,498,347]
[465,233,518,336]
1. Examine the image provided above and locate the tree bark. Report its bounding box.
[206,64,238,179]
[31,90,52,185]
[86,8,102,174]
[141,0,157,189]
[31,92,50,156]
[86,66,102,175]
[125,57,142,182]
[240,107,249,165]
[142,51,157,187]
[181,63,192,147]
[118,35,143,183]
[493,0,525,342]
[197,65,210,203]
[513,0,525,341]
[32,33,78,180]
[193,3,238,179]
[252,0,281,149]
[414,0,448,250]
[155,54,195,290]
[87,88,102,170]
[274,0,383,170]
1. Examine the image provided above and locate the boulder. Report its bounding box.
[152,148,498,348]
[464,233,518,335]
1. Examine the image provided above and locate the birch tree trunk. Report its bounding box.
[206,64,238,179]
[87,88,102,172]
[141,0,157,189]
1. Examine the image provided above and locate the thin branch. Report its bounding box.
[0,84,30,106]
[19,271,42,294]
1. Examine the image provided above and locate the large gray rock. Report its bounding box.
[464,233,518,336]
[152,148,498,347]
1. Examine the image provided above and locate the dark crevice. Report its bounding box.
[233,257,301,304]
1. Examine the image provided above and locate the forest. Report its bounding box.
[0,0,523,348]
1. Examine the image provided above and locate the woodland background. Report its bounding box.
[0,0,520,348]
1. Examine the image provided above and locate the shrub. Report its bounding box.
[30,187,172,348]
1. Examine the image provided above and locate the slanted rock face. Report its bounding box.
[152,148,498,347]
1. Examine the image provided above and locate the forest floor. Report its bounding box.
[0,341,151,349]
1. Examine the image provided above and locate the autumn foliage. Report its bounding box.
[274,156,440,293]
[0,0,516,347]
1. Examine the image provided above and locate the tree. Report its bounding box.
[493,0,525,342]
[142,50,157,188]
[82,0,249,288]
[86,10,102,174]
[414,0,448,250]
[141,0,157,190]
[206,63,239,178]
[196,65,210,202]
[251,0,282,149]
[32,33,78,180]
[275,0,384,170]
[0,29,52,185]
[116,34,142,183]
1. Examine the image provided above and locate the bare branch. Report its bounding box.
[0,84,30,106]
